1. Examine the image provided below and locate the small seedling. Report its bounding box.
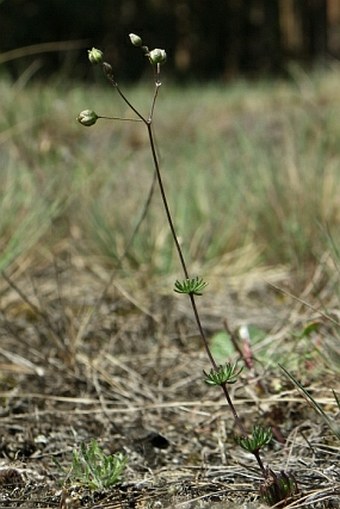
[260,469,298,507]
[67,440,127,490]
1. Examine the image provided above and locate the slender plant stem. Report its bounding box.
[146,123,189,279]
[98,115,142,122]
[103,65,146,123]
[149,68,161,121]
[115,85,146,122]
[220,382,247,436]
[146,121,253,443]
[187,292,218,369]
[107,63,265,472]
[253,450,266,473]
[145,93,250,429]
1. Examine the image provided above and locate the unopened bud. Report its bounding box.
[77,109,98,127]
[102,62,113,77]
[88,47,104,65]
[148,48,167,65]
[129,33,142,47]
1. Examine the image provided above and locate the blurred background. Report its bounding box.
[0,0,339,390]
[1,0,340,81]
[0,0,340,286]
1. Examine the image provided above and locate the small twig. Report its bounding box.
[2,270,40,316]
[1,270,65,351]
[268,281,340,327]
[88,168,158,319]
[224,319,247,363]
[0,40,89,65]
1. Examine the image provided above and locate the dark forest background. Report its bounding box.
[1,0,340,81]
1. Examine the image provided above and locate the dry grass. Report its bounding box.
[1,66,340,277]
[0,257,339,508]
[0,67,339,507]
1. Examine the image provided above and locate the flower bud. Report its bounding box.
[129,33,142,47]
[88,47,104,65]
[148,48,167,65]
[77,110,98,127]
[102,62,114,77]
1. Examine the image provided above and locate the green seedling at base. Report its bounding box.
[68,440,127,490]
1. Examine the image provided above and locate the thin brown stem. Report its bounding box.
[103,64,146,123]
[105,62,267,476]
[146,123,189,279]
[99,115,142,122]
[149,81,161,121]
[253,450,266,473]
[188,293,218,369]
[220,382,247,436]
[145,106,267,475]
[115,85,146,123]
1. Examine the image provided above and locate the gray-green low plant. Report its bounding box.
[67,439,127,490]
[77,35,298,506]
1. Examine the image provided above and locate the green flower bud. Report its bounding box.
[77,110,98,127]
[148,48,167,65]
[129,33,142,47]
[88,47,104,65]
[102,62,114,78]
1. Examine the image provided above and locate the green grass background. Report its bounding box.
[1,66,339,283]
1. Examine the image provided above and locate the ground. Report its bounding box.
[0,258,339,509]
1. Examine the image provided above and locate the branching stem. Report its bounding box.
[107,61,265,474]
[144,86,254,444]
